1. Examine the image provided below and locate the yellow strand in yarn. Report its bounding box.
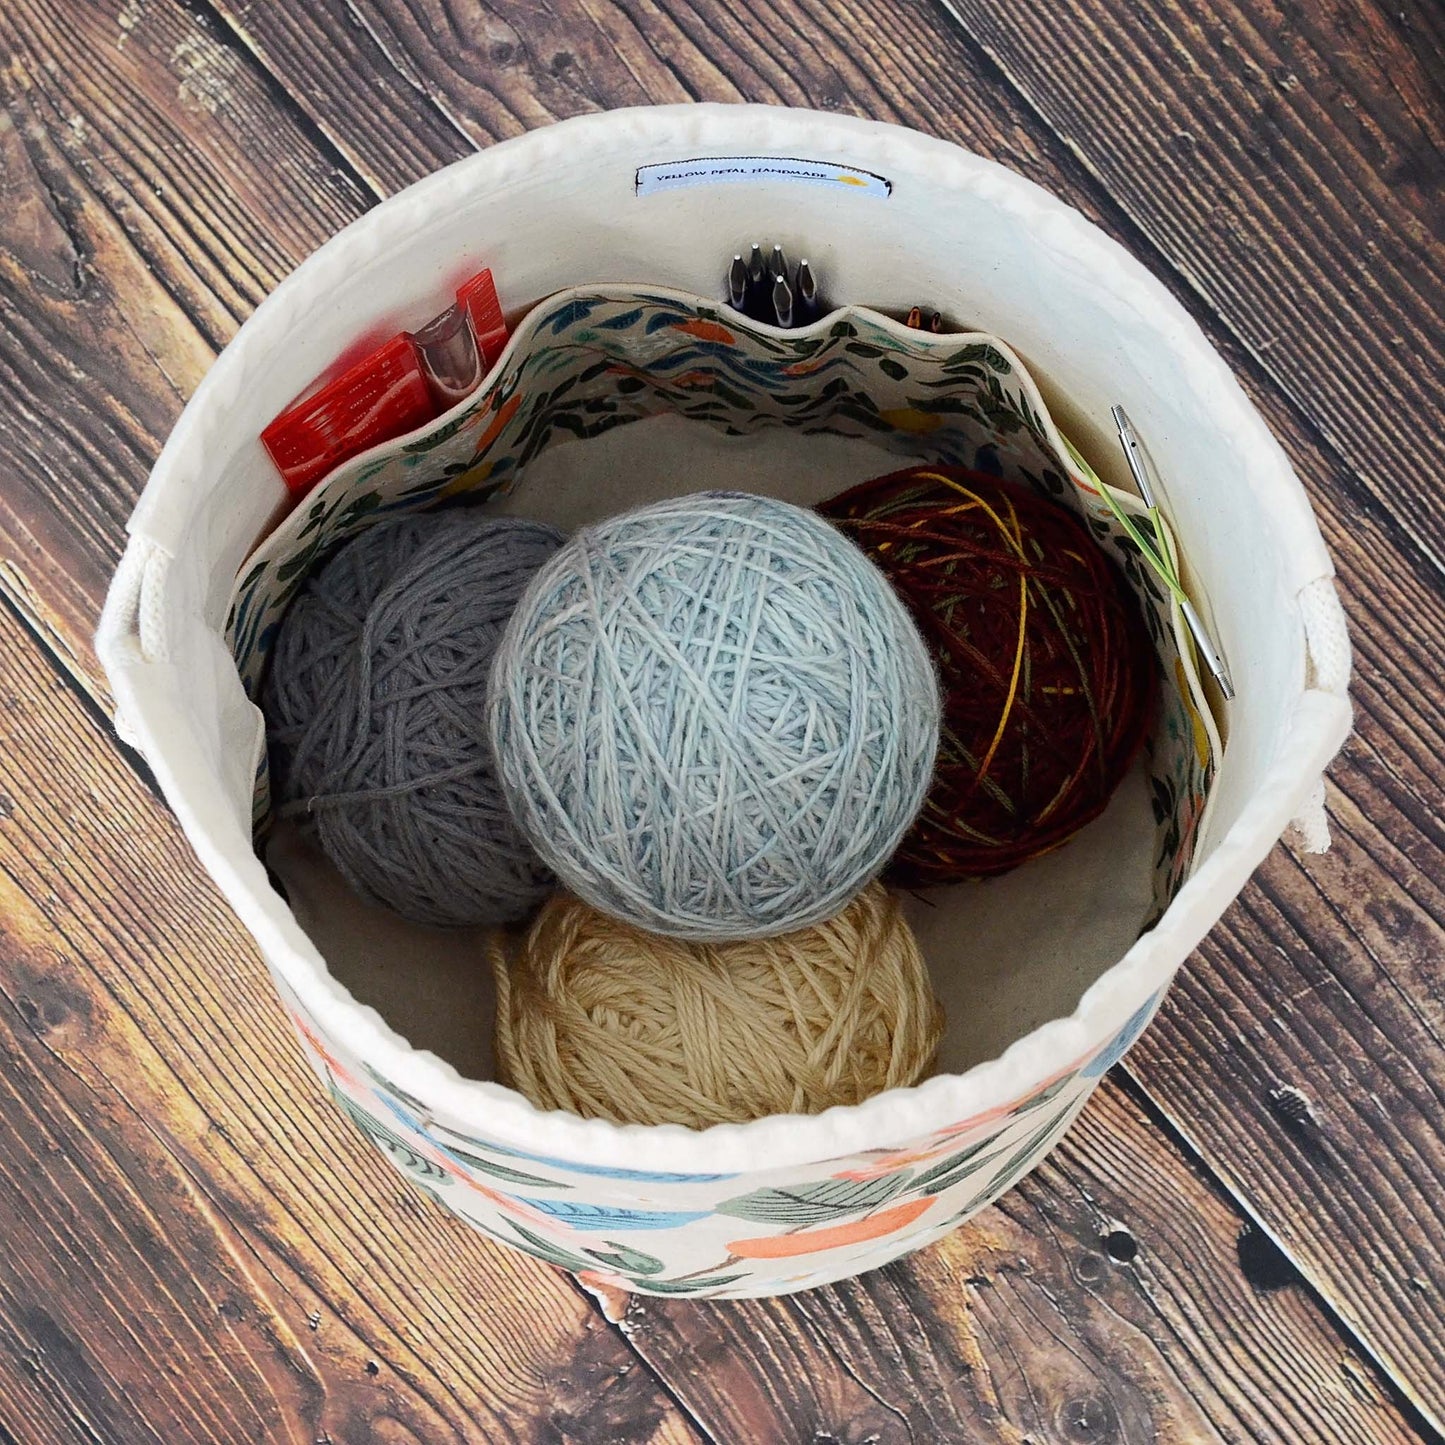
[491,884,944,1129]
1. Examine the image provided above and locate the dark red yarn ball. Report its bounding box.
[821,465,1156,885]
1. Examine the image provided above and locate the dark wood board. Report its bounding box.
[939,0,1445,550]
[0,0,373,698]
[0,0,1442,1438]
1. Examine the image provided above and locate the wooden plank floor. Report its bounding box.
[0,0,1441,1439]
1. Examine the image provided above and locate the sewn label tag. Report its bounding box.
[636,156,891,199]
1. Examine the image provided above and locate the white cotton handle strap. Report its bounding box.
[97,534,172,756]
[98,533,266,818]
[1287,576,1352,853]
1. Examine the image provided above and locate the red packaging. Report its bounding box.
[261,269,508,500]
[458,268,509,368]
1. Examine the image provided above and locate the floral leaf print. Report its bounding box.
[333,1091,451,1185]
[544,297,604,334]
[1012,1073,1077,1117]
[503,1220,597,1273]
[516,1199,710,1232]
[583,1242,667,1277]
[428,1128,736,1183]
[716,1173,913,1227]
[643,308,692,334]
[237,560,268,593]
[595,306,644,331]
[1151,773,1178,826]
[434,1144,564,1190]
[633,1273,750,1295]
[978,1101,1082,1200]
[360,1066,428,1114]
[911,1137,1007,1195]
[943,342,1011,372]
[275,545,323,585]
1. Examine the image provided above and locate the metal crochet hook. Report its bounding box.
[1111,404,1236,700]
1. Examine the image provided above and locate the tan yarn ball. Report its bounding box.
[491,884,944,1129]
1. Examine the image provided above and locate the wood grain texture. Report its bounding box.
[614,1080,1424,1444]
[1114,242,1445,1427]
[200,0,1084,195]
[0,601,703,1445]
[0,0,374,692]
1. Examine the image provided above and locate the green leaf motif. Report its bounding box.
[402,409,473,451]
[584,1242,667,1277]
[238,561,267,592]
[983,1101,1079,1199]
[1015,1073,1076,1116]
[504,1220,595,1274]
[716,1172,912,1226]
[333,1092,450,1185]
[275,546,321,585]
[361,1066,426,1113]
[438,1144,566,1190]
[942,342,1010,373]
[912,1137,1005,1195]
[921,1150,1007,1197]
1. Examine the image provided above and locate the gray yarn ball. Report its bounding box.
[489,491,941,940]
[265,510,564,927]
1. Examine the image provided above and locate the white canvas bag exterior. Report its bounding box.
[96,105,1350,1297]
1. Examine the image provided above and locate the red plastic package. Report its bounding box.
[261,269,507,499]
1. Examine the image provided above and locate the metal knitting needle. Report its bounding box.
[728,253,748,309]
[769,243,789,281]
[795,257,820,323]
[929,310,944,333]
[772,272,794,328]
[744,243,770,321]
[1111,404,1236,699]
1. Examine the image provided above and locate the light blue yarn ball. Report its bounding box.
[489,492,941,940]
